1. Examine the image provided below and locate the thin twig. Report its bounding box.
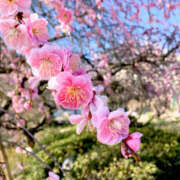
[0,106,72,180]
[48,34,66,42]
[1,139,51,170]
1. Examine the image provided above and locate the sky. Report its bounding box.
[27,1,180,56]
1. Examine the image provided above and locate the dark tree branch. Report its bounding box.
[161,43,180,61]
[1,139,52,170]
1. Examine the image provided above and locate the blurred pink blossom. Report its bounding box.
[12,96,25,113]
[16,147,24,153]
[28,77,40,89]
[46,171,60,180]
[27,44,67,79]
[24,101,32,110]
[26,13,49,45]
[58,8,72,25]
[69,112,88,135]
[51,0,64,11]
[0,0,31,16]
[16,119,25,128]
[17,162,24,170]
[0,19,29,51]
[69,54,81,73]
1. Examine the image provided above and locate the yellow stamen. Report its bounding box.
[39,58,53,77]
[8,28,20,38]
[65,86,85,105]
[8,0,14,2]
[64,14,68,19]
[32,27,39,35]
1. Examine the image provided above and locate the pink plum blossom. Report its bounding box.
[27,77,40,89]
[15,147,25,154]
[41,0,64,11]
[7,90,15,98]
[121,132,143,158]
[69,108,90,134]
[20,41,36,56]
[12,96,25,113]
[94,107,130,145]
[53,1,63,11]
[48,71,93,109]
[68,54,81,73]
[58,23,73,34]
[27,44,70,79]
[58,8,72,25]
[46,171,60,180]
[93,85,104,94]
[24,101,32,110]
[0,9,30,20]
[90,95,107,114]
[0,19,29,51]
[16,119,25,128]
[64,53,86,75]
[26,13,49,45]
[70,93,107,134]
[35,44,70,70]
[17,162,24,170]
[96,0,103,9]
[0,0,31,16]
[20,88,38,100]
[16,147,23,153]
[49,0,64,11]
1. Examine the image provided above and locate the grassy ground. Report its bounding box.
[6,123,179,180]
[1,110,180,180]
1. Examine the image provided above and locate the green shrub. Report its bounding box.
[17,125,180,180]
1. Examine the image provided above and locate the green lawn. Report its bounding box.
[13,123,180,180]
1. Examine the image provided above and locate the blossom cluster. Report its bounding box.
[0,0,142,166]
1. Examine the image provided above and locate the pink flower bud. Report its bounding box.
[121,132,143,159]
[24,101,32,110]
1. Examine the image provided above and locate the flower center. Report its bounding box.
[8,28,20,38]
[41,58,52,66]
[110,119,122,132]
[39,58,54,77]
[32,27,39,35]
[64,86,85,105]
[32,25,45,36]
[63,13,69,20]
[7,0,14,3]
